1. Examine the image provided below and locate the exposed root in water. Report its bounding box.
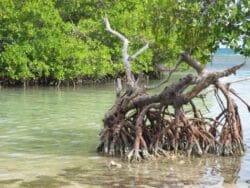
[97,17,249,162]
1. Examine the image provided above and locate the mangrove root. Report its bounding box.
[97,17,248,162]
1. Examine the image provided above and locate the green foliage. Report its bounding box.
[0,0,249,84]
[147,0,250,63]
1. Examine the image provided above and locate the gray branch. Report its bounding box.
[116,78,122,96]
[103,17,133,85]
[103,17,149,87]
[129,44,149,61]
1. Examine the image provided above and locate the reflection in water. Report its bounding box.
[57,155,241,187]
[0,55,250,187]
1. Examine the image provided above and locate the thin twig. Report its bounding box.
[228,77,250,85]
[229,88,250,112]
[145,56,183,89]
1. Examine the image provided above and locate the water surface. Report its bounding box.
[0,55,250,187]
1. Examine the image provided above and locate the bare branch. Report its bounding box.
[195,66,249,98]
[103,17,133,85]
[229,88,250,111]
[103,17,129,44]
[184,63,245,101]
[103,17,149,87]
[228,76,250,85]
[211,62,245,80]
[129,44,149,61]
[181,52,204,74]
[145,56,183,89]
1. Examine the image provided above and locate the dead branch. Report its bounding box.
[103,17,148,87]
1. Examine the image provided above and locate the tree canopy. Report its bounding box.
[0,0,249,85]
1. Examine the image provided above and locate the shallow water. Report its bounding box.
[0,55,250,187]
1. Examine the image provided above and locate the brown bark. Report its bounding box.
[97,18,248,161]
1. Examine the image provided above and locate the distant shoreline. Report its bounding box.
[215,48,237,55]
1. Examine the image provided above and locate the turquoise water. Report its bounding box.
[0,55,250,187]
[215,48,235,55]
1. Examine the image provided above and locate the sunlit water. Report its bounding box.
[0,55,250,187]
